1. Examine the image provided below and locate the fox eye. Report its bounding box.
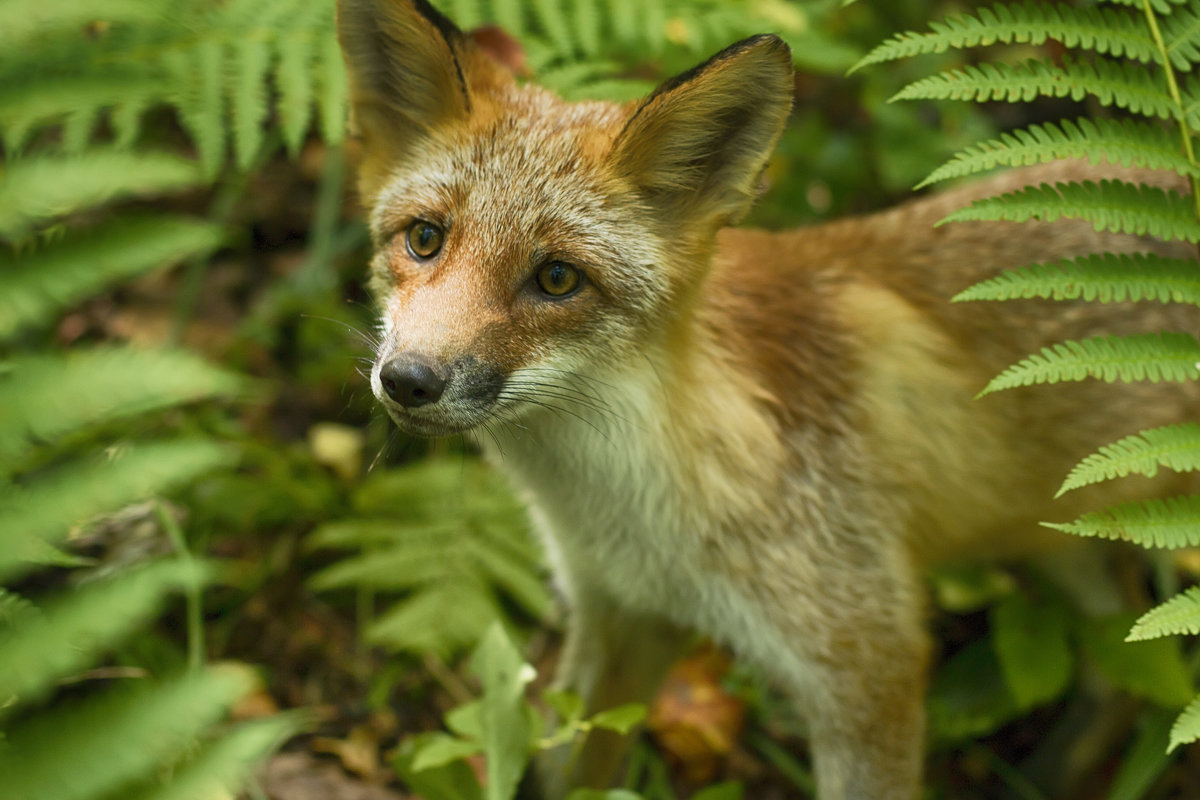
[536,261,582,297]
[406,220,443,259]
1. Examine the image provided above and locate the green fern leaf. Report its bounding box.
[316,32,347,145]
[979,332,1200,395]
[854,3,1154,74]
[1058,422,1200,495]
[0,348,243,467]
[0,587,37,629]
[275,31,314,157]
[942,180,1200,242]
[1099,0,1189,18]
[0,0,159,50]
[608,0,640,48]
[1128,585,1200,641]
[0,664,255,800]
[0,439,235,577]
[491,0,527,38]
[1169,693,1200,751]
[0,149,205,241]
[1043,494,1200,548]
[0,74,162,153]
[920,118,1200,187]
[571,0,603,57]
[531,0,574,54]
[893,59,1175,120]
[952,253,1200,305]
[230,36,272,170]
[0,560,207,706]
[167,39,227,179]
[0,215,226,340]
[366,579,502,656]
[1163,5,1200,69]
[122,714,301,800]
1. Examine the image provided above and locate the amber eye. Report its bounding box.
[406,220,443,259]
[536,261,582,297]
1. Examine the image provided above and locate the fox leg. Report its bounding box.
[538,588,692,797]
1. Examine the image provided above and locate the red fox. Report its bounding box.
[336,0,1199,797]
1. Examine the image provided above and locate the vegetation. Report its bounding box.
[2,0,1198,799]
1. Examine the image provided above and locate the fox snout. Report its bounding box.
[372,352,505,437]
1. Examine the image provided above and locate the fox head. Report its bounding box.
[338,0,793,436]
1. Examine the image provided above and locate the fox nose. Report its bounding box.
[379,356,447,408]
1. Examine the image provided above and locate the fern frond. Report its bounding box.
[1128,585,1200,640]
[941,180,1200,242]
[893,59,1175,120]
[0,348,243,468]
[1170,693,1200,751]
[230,37,273,171]
[366,579,503,656]
[316,32,348,145]
[0,664,255,800]
[952,253,1200,305]
[0,587,37,629]
[0,0,159,51]
[0,149,205,241]
[1042,494,1200,548]
[1099,0,1190,18]
[275,31,315,157]
[0,439,235,577]
[920,118,1200,187]
[979,332,1200,395]
[0,560,207,707]
[854,3,1155,74]
[0,215,226,340]
[123,714,301,800]
[1163,4,1200,69]
[1058,422,1200,495]
[0,74,163,153]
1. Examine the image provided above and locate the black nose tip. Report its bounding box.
[379,356,448,408]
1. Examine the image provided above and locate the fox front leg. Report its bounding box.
[538,588,692,798]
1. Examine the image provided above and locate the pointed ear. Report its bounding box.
[611,35,793,228]
[337,0,475,198]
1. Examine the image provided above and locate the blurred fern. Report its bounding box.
[860,0,1200,753]
[308,458,550,657]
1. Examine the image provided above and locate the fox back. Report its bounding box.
[337,1,1200,798]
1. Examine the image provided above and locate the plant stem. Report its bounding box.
[1141,0,1200,227]
[156,500,205,670]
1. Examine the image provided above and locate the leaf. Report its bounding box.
[1059,422,1200,495]
[0,149,205,240]
[230,35,272,170]
[589,703,647,735]
[926,639,1020,743]
[409,733,484,773]
[1080,614,1194,708]
[1169,694,1200,752]
[941,180,1200,243]
[1044,495,1200,549]
[395,734,485,800]
[1128,585,1200,641]
[0,560,208,708]
[691,783,744,800]
[979,333,1200,396]
[990,592,1073,709]
[0,664,256,800]
[470,623,535,800]
[1107,707,1179,800]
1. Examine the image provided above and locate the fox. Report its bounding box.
[335,0,1200,797]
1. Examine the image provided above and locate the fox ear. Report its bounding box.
[611,35,793,228]
[337,0,474,197]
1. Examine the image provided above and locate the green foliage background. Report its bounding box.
[3,0,1198,798]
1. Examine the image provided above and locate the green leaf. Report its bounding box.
[0,215,226,340]
[589,703,646,735]
[395,734,485,800]
[1107,708,1179,800]
[410,733,484,773]
[942,180,1200,243]
[691,783,744,800]
[230,36,272,170]
[275,31,315,157]
[1169,694,1200,752]
[0,560,208,707]
[0,664,256,800]
[1059,422,1200,495]
[1044,495,1200,549]
[1080,615,1194,708]
[0,149,206,240]
[1128,585,1200,641]
[366,581,501,656]
[990,592,1073,709]
[470,623,535,800]
[952,253,1200,307]
[0,347,243,467]
[927,639,1020,743]
[979,333,1200,396]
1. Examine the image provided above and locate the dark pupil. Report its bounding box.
[415,224,436,251]
[549,264,566,286]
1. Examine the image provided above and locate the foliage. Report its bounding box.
[307,458,551,657]
[862,0,1200,758]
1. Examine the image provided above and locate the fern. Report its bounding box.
[920,118,1200,187]
[869,0,1200,752]
[980,332,1200,394]
[953,253,1200,305]
[308,459,550,657]
[1043,495,1200,548]
[1058,422,1200,494]
[1128,585,1200,640]
[942,180,1200,241]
